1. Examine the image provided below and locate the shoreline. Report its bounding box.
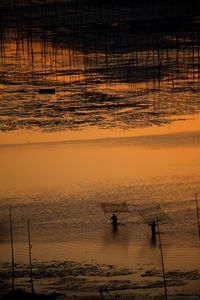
[1,260,200,300]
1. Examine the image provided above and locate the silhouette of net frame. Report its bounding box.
[135,205,169,225]
[100,201,132,220]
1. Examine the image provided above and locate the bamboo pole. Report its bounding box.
[156,215,168,300]
[9,205,15,292]
[195,193,200,240]
[27,219,34,294]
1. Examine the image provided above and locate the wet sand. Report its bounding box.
[1,260,200,299]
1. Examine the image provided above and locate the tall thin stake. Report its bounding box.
[9,205,15,292]
[195,193,200,240]
[27,219,34,294]
[156,215,168,300]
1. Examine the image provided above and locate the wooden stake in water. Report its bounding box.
[9,205,15,292]
[156,215,168,300]
[27,219,34,294]
[195,193,200,240]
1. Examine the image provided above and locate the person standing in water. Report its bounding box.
[150,220,156,238]
[111,214,118,228]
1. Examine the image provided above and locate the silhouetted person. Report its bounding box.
[150,221,156,239]
[111,214,118,229]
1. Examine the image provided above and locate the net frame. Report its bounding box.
[135,205,169,225]
[100,201,131,218]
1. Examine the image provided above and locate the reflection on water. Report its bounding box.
[150,234,157,248]
[103,226,130,252]
[0,1,200,132]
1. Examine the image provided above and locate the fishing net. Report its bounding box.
[100,201,131,216]
[100,202,169,224]
[135,205,169,225]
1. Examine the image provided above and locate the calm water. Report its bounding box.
[0,127,200,267]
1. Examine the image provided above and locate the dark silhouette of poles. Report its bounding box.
[27,219,34,294]
[195,193,200,240]
[9,205,15,292]
[156,215,168,300]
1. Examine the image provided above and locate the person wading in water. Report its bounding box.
[150,220,156,239]
[111,214,118,229]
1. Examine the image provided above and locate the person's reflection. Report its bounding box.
[103,224,130,254]
[150,232,157,247]
[112,222,118,234]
